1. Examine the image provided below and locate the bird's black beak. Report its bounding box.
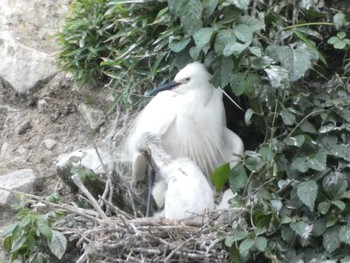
[146,81,180,97]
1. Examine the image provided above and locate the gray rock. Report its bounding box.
[43,138,57,150]
[78,103,105,130]
[16,121,32,134]
[56,148,113,192]
[0,31,58,94]
[0,169,37,206]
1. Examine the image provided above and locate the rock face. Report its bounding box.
[0,169,37,206]
[0,31,58,94]
[0,0,71,94]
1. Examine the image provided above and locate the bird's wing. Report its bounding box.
[222,127,244,168]
[127,91,181,182]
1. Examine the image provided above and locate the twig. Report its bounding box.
[164,237,194,263]
[71,173,108,220]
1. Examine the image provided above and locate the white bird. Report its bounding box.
[127,62,244,184]
[137,133,215,221]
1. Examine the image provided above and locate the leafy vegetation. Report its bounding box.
[1,208,67,262]
[23,0,350,262]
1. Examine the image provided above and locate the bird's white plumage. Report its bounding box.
[137,134,214,221]
[127,62,244,184]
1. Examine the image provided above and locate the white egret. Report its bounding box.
[127,62,244,185]
[137,133,215,221]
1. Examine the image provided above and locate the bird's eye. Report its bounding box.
[185,77,191,82]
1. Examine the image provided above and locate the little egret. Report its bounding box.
[127,62,244,184]
[137,133,215,221]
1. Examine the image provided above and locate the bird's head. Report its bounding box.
[146,62,212,96]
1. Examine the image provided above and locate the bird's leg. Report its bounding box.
[146,167,155,217]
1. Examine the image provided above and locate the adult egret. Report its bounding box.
[127,62,244,184]
[137,133,215,221]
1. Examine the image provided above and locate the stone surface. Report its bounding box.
[0,31,58,94]
[0,169,37,206]
[43,138,58,150]
[78,103,105,130]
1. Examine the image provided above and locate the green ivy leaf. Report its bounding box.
[332,200,346,211]
[284,135,305,147]
[323,227,340,253]
[318,201,331,214]
[264,66,289,89]
[255,237,267,252]
[333,12,346,30]
[239,15,262,32]
[230,73,248,96]
[203,0,218,20]
[225,231,249,247]
[230,0,251,11]
[214,29,236,55]
[169,37,191,53]
[229,163,248,194]
[290,221,310,238]
[211,163,230,192]
[48,230,67,260]
[212,56,234,87]
[179,0,203,35]
[224,41,250,57]
[323,173,348,199]
[244,108,255,125]
[36,217,52,241]
[193,27,215,50]
[308,149,327,171]
[297,180,318,211]
[233,24,253,43]
[267,43,313,81]
[239,238,255,253]
[280,108,296,126]
[339,225,350,245]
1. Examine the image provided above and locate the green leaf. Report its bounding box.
[211,163,230,192]
[290,221,310,238]
[223,41,250,57]
[239,16,262,32]
[233,24,253,43]
[229,164,248,194]
[284,135,305,147]
[264,66,289,89]
[297,180,318,211]
[267,43,313,81]
[203,0,218,20]
[280,108,296,126]
[239,238,255,253]
[318,201,331,214]
[323,173,348,199]
[212,56,234,87]
[180,0,203,35]
[36,217,52,241]
[255,237,267,252]
[48,230,67,260]
[332,200,346,211]
[244,108,255,125]
[230,0,250,10]
[11,235,26,253]
[189,45,202,60]
[169,37,191,53]
[214,30,236,55]
[230,73,248,96]
[323,227,340,253]
[339,225,350,245]
[225,231,249,247]
[308,149,327,171]
[193,27,215,50]
[333,12,346,30]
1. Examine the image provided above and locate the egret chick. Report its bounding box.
[127,62,244,184]
[137,133,215,221]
